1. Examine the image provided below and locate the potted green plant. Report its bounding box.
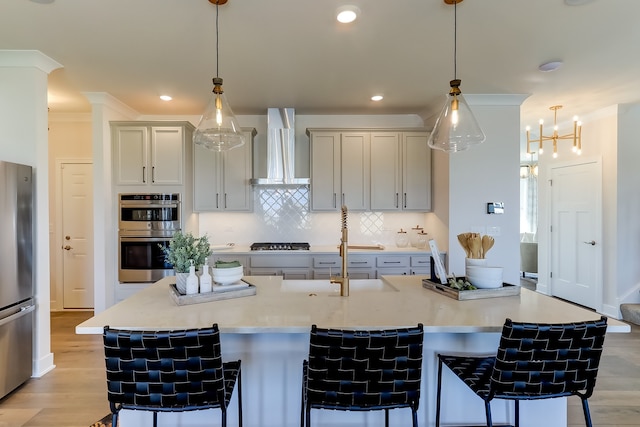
[160,231,212,294]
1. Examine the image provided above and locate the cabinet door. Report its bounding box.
[150,127,184,185]
[370,132,401,210]
[341,132,370,211]
[310,132,341,211]
[222,130,253,211]
[114,126,148,185]
[193,143,222,211]
[402,132,431,211]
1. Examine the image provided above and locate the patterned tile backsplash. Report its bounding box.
[199,187,428,246]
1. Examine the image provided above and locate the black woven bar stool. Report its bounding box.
[436,316,608,427]
[301,323,424,427]
[103,324,242,427]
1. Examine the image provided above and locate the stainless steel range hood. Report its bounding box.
[251,108,310,185]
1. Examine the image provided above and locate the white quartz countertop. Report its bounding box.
[77,276,629,335]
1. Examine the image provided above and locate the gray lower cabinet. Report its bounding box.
[376,255,410,277]
[248,255,312,279]
[214,252,444,280]
[312,255,375,279]
[410,255,431,275]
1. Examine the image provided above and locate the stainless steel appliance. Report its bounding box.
[250,242,310,251]
[119,193,180,234]
[250,108,310,186]
[0,161,34,399]
[118,193,180,283]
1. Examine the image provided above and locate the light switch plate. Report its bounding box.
[487,202,504,214]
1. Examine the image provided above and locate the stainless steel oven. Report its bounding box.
[119,193,180,234]
[118,193,180,283]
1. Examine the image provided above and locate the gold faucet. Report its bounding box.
[330,205,349,296]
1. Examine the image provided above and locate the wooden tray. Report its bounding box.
[422,278,520,301]
[169,281,256,306]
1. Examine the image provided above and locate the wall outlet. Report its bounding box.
[487,226,501,236]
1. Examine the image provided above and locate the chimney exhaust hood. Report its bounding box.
[251,108,310,185]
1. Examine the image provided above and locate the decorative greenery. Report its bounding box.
[159,231,212,273]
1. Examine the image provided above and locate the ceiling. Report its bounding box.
[2,0,640,134]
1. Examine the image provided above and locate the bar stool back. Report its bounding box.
[103,324,242,427]
[301,323,424,427]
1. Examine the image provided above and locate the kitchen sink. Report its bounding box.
[280,279,397,294]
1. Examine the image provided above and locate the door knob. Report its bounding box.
[65,235,71,240]
[63,245,72,250]
[583,240,596,246]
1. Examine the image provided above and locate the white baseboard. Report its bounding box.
[32,352,55,378]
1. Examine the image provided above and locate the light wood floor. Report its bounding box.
[0,311,638,426]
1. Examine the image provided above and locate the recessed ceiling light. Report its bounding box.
[337,6,359,23]
[538,61,563,72]
[160,95,172,101]
[371,95,383,102]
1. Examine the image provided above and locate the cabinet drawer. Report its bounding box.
[313,256,341,268]
[348,256,374,268]
[410,255,431,267]
[377,255,410,268]
[250,255,311,268]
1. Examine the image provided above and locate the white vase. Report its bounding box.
[175,272,189,295]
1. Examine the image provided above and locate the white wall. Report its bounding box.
[0,50,61,378]
[85,93,139,312]
[445,96,527,286]
[616,104,640,306]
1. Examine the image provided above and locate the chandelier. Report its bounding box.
[428,0,486,153]
[525,105,582,158]
[193,0,245,152]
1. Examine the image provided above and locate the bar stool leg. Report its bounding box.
[435,357,443,427]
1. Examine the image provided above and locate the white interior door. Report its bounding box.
[550,160,602,309]
[61,163,94,309]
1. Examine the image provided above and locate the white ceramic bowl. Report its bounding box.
[465,266,503,289]
[465,258,488,267]
[211,266,243,285]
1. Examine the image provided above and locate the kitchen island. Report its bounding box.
[77,275,629,427]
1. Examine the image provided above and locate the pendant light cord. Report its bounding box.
[216,1,219,77]
[453,0,457,80]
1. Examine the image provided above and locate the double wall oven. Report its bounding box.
[118,193,180,283]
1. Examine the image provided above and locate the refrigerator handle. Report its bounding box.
[0,304,35,328]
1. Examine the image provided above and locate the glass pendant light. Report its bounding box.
[193,0,245,152]
[428,0,485,153]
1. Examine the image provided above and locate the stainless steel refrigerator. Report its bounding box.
[0,161,34,399]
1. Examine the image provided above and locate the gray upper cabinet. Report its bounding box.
[193,128,256,212]
[310,128,431,212]
[112,122,193,187]
[308,129,370,211]
[371,131,431,211]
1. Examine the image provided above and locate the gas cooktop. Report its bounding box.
[250,242,310,251]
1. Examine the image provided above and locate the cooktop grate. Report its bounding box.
[250,242,310,251]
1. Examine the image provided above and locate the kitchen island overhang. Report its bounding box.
[77,276,629,427]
